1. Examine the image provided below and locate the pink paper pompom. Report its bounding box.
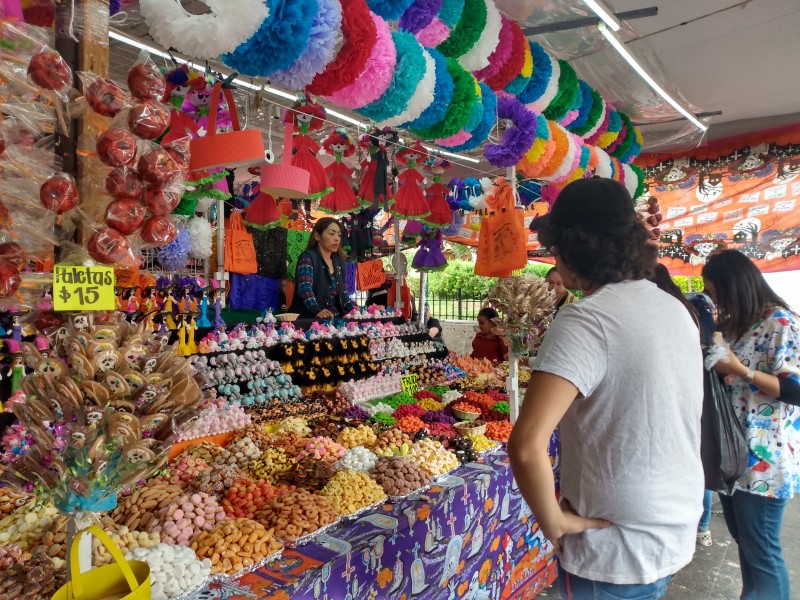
[415,17,450,47]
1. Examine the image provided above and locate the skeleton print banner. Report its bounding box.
[640,131,800,276]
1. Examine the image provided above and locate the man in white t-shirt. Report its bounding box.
[508,177,704,599]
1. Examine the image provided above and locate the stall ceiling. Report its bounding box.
[114,0,800,157]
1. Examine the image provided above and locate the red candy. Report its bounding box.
[28,47,72,92]
[144,187,181,216]
[163,137,191,171]
[96,128,137,168]
[138,148,181,187]
[105,198,146,235]
[88,227,137,268]
[128,100,170,140]
[105,168,143,200]
[40,173,79,214]
[127,62,166,101]
[140,215,177,246]
[0,202,11,229]
[86,77,126,117]
[0,259,21,299]
[0,242,26,268]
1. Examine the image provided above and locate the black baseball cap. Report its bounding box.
[529,177,635,235]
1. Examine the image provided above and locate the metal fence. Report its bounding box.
[354,290,485,321]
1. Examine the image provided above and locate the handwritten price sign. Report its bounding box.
[53,265,116,311]
[401,374,419,396]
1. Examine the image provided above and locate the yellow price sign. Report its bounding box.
[401,374,419,396]
[53,265,116,311]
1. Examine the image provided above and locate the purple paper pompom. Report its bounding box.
[157,228,192,272]
[399,0,443,33]
[484,97,540,168]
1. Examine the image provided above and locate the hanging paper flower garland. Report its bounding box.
[518,42,550,105]
[518,113,550,173]
[596,108,622,149]
[593,146,612,178]
[307,0,377,96]
[621,163,639,200]
[559,80,585,127]
[484,19,526,91]
[585,99,611,144]
[611,114,637,161]
[405,48,453,130]
[443,82,496,152]
[269,0,343,89]
[416,16,451,47]
[457,0,501,72]
[436,0,487,60]
[504,37,533,97]
[357,31,427,123]
[621,127,643,164]
[324,13,397,109]
[484,97,539,168]
[543,59,578,122]
[474,15,513,82]
[629,164,646,200]
[377,49,437,128]
[221,0,317,76]
[367,0,414,19]
[548,133,583,184]
[605,111,628,154]
[411,59,477,140]
[139,0,269,61]
[438,0,464,27]
[566,80,593,132]
[563,145,592,185]
[527,50,561,113]
[437,81,485,147]
[533,121,570,180]
[399,0,442,33]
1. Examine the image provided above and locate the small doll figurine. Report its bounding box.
[358,127,399,208]
[175,314,190,356]
[34,335,50,359]
[185,313,198,355]
[212,285,225,328]
[121,287,139,314]
[143,286,159,313]
[4,340,24,394]
[390,141,430,219]
[163,286,178,329]
[9,314,22,343]
[197,286,213,328]
[422,156,453,228]
[285,95,333,200]
[320,129,360,214]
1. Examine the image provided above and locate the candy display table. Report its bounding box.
[191,439,558,600]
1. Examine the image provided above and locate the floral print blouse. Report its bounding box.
[728,307,800,499]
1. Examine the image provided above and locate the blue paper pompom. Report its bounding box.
[404,48,452,130]
[368,0,414,20]
[438,0,464,27]
[444,83,496,152]
[270,0,342,89]
[221,0,318,77]
[157,229,192,272]
[357,31,427,123]
[518,41,552,105]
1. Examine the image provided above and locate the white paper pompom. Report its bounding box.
[594,147,613,178]
[458,0,502,72]
[622,164,638,199]
[187,216,213,259]
[376,49,436,129]
[140,0,269,60]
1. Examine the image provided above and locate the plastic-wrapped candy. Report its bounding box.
[138,147,182,187]
[0,259,21,299]
[27,46,72,94]
[87,227,137,268]
[84,75,127,117]
[127,54,166,101]
[105,198,146,235]
[144,187,181,216]
[96,128,137,168]
[0,242,26,268]
[105,168,143,201]
[128,100,170,140]
[162,137,191,172]
[140,215,177,247]
[39,173,78,214]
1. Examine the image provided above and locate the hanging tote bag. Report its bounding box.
[52,525,150,600]
[224,210,258,274]
[484,181,527,273]
[189,82,265,170]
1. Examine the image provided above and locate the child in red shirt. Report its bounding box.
[471,307,508,362]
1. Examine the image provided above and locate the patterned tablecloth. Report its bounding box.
[191,438,559,600]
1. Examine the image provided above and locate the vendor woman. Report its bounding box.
[291,217,358,319]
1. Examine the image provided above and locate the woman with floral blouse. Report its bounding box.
[703,250,800,600]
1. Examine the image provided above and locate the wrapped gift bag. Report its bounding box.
[224,210,258,274]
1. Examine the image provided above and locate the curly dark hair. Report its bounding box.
[537,214,657,287]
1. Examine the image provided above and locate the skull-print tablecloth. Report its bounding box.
[191,436,559,600]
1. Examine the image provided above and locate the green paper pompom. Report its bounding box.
[611,113,635,160]
[436,0,487,59]
[411,58,477,140]
[543,59,578,122]
[574,88,603,137]
[630,164,647,200]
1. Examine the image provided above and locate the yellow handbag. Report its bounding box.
[52,525,151,600]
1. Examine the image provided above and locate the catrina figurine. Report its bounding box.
[4,339,24,395]
[358,127,398,208]
[285,95,333,200]
[212,285,225,328]
[390,141,430,219]
[197,286,213,328]
[320,129,360,214]
[422,156,453,228]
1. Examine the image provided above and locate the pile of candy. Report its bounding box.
[320,471,387,515]
[255,489,338,541]
[126,544,212,600]
[191,518,282,575]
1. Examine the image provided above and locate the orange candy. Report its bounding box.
[395,415,428,434]
[486,421,513,442]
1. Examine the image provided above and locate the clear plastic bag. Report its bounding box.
[127,50,166,101]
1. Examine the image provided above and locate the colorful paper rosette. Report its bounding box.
[484,96,539,168]
[404,47,453,131]
[595,108,623,149]
[435,0,487,62]
[456,0,501,72]
[504,35,534,97]
[474,14,513,83]
[525,45,561,114]
[441,82,497,152]
[220,0,317,76]
[269,0,343,89]
[483,18,527,92]
[399,0,443,34]
[376,48,437,128]
[367,0,414,19]
[410,58,478,141]
[543,59,579,123]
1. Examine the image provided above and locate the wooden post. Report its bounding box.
[75,0,110,238]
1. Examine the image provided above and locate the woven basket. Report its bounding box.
[453,408,481,422]
[455,420,487,436]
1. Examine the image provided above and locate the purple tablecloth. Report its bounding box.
[193,437,559,600]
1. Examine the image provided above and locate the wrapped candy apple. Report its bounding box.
[27,46,72,94]
[138,147,181,187]
[96,128,137,168]
[88,227,138,268]
[39,173,79,214]
[0,258,21,299]
[84,74,127,118]
[127,54,166,101]
[0,242,26,268]
[144,186,181,216]
[105,198,146,235]
[162,137,191,172]
[128,100,170,140]
[140,215,177,247]
[105,168,143,200]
